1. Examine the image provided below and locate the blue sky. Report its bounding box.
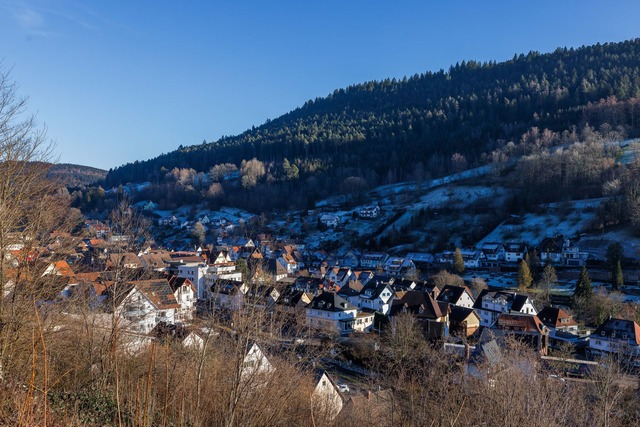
[1,1,639,170]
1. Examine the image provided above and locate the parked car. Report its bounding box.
[337,383,349,393]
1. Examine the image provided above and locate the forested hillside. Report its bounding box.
[104,39,640,211]
[47,163,107,187]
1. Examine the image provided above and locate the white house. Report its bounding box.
[472,290,537,328]
[306,292,374,335]
[504,242,527,263]
[437,249,482,269]
[356,281,395,315]
[209,279,249,310]
[436,285,475,309]
[358,205,380,219]
[312,371,345,421]
[112,279,180,334]
[383,257,416,277]
[561,239,589,267]
[320,214,340,228]
[177,263,209,300]
[241,342,275,380]
[168,276,197,323]
[360,252,389,270]
[589,318,640,359]
[325,267,354,288]
[477,242,505,265]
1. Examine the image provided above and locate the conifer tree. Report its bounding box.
[573,266,593,304]
[453,247,465,274]
[613,260,624,290]
[518,260,533,290]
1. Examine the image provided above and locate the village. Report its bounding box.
[4,200,638,422]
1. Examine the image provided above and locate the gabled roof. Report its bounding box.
[267,258,288,275]
[309,292,356,312]
[167,276,196,293]
[538,237,562,254]
[277,289,313,308]
[108,252,142,268]
[293,276,324,292]
[593,318,640,345]
[537,306,578,328]
[478,242,504,254]
[473,289,532,312]
[211,279,246,295]
[393,278,417,291]
[337,281,364,298]
[436,285,473,305]
[52,260,75,277]
[505,242,527,253]
[130,279,180,310]
[359,281,390,300]
[449,305,480,323]
[390,291,443,320]
[494,313,547,334]
[313,369,343,395]
[140,251,172,269]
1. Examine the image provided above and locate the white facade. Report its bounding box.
[476,293,537,327]
[306,305,374,335]
[360,252,388,269]
[173,283,196,323]
[504,243,527,263]
[178,264,209,299]
[205,263,243,287]
[320,214,340,227]
[357,284,394,315]
[241,343,275,380]
[312,372,344,420]
[117,288,176,334]
[359,205,380,218]
[209,281,249,310]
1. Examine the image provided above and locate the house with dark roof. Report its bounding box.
[589,318,640,359]
[389,291,449,339]
[392,278,417,292]
[325,267,355,288]
[306,292,374,335]
[537,306,578,336]
[477,242,505,266]
[209,279,249,310]
[487,312,550,355]
[275,289,314,315]
[436,285,475,309]
[473,290,537,327]
[108,279,181,334]
[107,252,142,270]
[504,242,528,263]
[292,276,325,294]
[538,237,563,265]
[449,306,481,338]
[436,249,483,269]
[336,281,365,305]
[356,280,395,315]
[336,388,396,425]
